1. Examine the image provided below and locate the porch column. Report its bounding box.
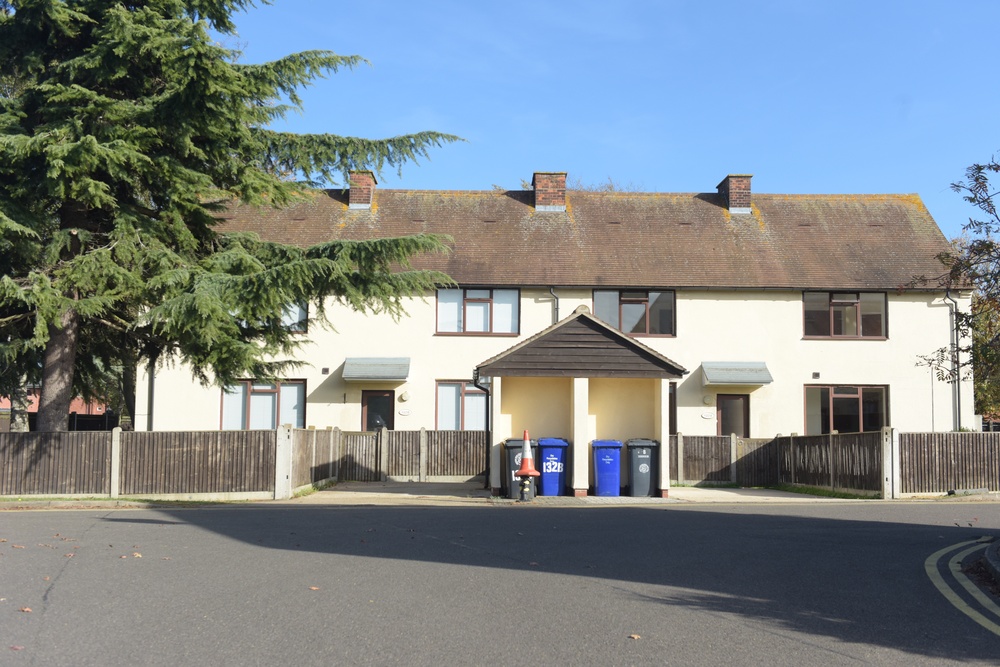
[489,376,504,494]
[570,376,590,496]
[657,379,672,498]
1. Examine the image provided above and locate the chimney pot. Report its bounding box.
[532,172,567,211]
[349,171,377,209]
[717,174,752,214]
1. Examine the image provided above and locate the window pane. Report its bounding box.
[221,385,247,430]
[437,383,461,430]
[248,392,277,429]
[594,291,619,327]
[862,388,885,431]
[832,302,858,336]
[466,289,490,300]
[466,301,490,332]
[860,293,886,337]
[648,291,674,335]
[622,302,647,334]
[832,396,860,433]
[805,386,829,435]
[803,293,830,336]
[493,290,518,333]
[464,390,487,430]
[279,382,305,428]
[281,302,307,332]
[437,289,462,332]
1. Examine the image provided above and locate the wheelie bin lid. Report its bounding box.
[626,438,660,448]
[591,439,623,448]
[538,437,569,447]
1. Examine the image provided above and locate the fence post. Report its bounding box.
[419,427,428,482]
[326,427,334,481]
[274,425,293,500]
[333,427,342,482]
[308,426,317,484]
[110,427,122,499]
[829,433,835,492]
[379,427,389,481]
[790,435,796,485]
[730,433,738,485]
[676,433,685,485]
[881,427,900,499]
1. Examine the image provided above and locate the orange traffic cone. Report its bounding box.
[515,430,540,478]
[515,430,539,502]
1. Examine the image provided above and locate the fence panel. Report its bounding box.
[387,431,421,477]
[900,432,1000,494]
[735,438,779,487]
[785,435,830,487]
[832,432,882,493]
[428,431,489,477]
[0,431,110,495]
[683,436,732,483]
[339,432,381,481]
[120,430,275,495]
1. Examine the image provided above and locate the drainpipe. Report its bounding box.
[145,358,156,432]
[944,290,961,430]
[549,287,560,324]
[473,368,492,488]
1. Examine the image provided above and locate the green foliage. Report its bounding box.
[0,0,460,427]
[939,158,1000,417]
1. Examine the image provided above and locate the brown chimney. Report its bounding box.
[532,172,567,211]
[349,171,376,209]
[717,174,752,213]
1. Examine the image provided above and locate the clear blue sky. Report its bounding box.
[231,0,1000,241]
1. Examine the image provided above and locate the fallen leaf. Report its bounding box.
[42,577,49,581]
[161,557,171,561]
[64,553,74,558]
[12,545,24,549]
[529,562,539,566]
[308,586,320,591]
[132,553,142,558]
[628,634,641,640]
[119,555,128,559]
[10,645,24,651]
[0,539,7,543]
[18,607,31,613]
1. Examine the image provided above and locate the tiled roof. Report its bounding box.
[218,188,955,290]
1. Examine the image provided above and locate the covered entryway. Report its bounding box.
[477,306,686,497]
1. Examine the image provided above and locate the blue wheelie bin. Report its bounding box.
[537,438,569,496]
[592,440,623,496]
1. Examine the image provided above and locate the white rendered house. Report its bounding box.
[134,172,972,496]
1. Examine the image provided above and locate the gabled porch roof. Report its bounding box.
[476,306,687,379]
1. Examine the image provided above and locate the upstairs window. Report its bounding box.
[437,289,519,334]
[221,380,305,430]
[803,292,885,338]
[594,290,675,336]
[281,302,308,333]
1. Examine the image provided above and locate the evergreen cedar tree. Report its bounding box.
[0,1,460,431]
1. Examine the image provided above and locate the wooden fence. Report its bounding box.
[672,430,999,497]
[0,427,488,500]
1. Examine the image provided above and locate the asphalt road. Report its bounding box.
[2,501,998,666]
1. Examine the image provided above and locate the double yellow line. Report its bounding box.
[925,538,1000,636]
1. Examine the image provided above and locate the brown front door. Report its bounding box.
[717,394,749,437]
[362,390,394,431]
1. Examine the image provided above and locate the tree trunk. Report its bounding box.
[10,381,31,432]
[36,309,80,432]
